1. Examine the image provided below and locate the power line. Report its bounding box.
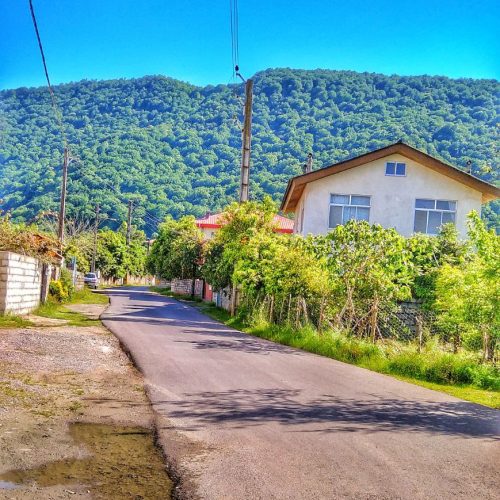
[143,211,163,226]
[28,0,67,147]
[70,160,163,221]
[229,0,240,76]
[71,164,164,233]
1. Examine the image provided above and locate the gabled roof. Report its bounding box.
[280,142,500,212]
[195,212,294,233]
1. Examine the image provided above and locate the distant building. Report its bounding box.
[281,142,499,239]
[195,212,294,239]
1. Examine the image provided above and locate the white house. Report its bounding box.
[281,142,499,239]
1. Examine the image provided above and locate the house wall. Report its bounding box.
[298,153,483,238]
[200,227,218,240]
[0,251,49,315]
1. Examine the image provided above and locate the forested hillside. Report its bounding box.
[0,69,498,233]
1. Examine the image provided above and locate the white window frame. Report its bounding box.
[329,194,371,229]
[385,161,406,177]
[414,198,457,235]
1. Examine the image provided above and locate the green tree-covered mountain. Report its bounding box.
[1,68,498,234]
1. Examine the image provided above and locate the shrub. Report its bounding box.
[49,268,74,303]
[0,217,60,263]
[49,280,68,302]
[388,347,499,389]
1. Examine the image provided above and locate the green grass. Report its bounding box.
[35,301,100,326]
[149,286,173,297]
[191,302,500,409]
[70,287,109,305]
[0,313,33,329]
[391,376,500,408]
[35,287,109,327]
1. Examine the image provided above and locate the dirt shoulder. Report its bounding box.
[0,303,172,499]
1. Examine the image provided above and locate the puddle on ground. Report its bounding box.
[0,422,172,498]
[0,480,18,489]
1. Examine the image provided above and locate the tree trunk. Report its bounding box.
[482,328,494,362]
[230,284,237,316]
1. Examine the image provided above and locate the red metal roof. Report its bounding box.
[196,212,294,233]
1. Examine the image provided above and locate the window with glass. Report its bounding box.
[385,161,406,176]
[329,194,371,228]
[414,199,456,235]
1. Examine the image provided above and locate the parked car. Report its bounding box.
[83,272,99,289]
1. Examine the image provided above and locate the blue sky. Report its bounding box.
[1,0,498,90]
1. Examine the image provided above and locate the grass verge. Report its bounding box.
[192,301,500,409]
[0,314,33,329]
[71,287,109,305]
[35,287,109,327]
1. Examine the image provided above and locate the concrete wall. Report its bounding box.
[171,278,203,298]
[0,251,45,315]
[212,286,239,312]
[297,153,483,238]
[125,275,155,285]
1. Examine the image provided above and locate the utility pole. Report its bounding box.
[126,200,133,246]
[58,147,69,244]
[239,77,253,202]
[231,72,253,316]
[91,204,100,273]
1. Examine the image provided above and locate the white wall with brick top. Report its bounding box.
[0,251,44,315]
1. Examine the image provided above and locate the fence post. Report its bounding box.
[416,314,423,353]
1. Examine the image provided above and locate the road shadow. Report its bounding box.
[173,337,300,355]
[154,388,500,440]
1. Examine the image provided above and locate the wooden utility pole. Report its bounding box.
[91,203,100,273]
[239,78,253,202]
[58,147,69,244]
[126,200,133,246]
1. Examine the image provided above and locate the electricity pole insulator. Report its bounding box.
[306,153,313,173]
[91,204,100,273]
[58,147,69,244]
[126,200,133,246]
[239,78,253,203]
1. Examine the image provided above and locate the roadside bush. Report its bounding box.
[0,216,60,263]
[49,268,74,303]
[434,213,499,361]
[49,280,68,303]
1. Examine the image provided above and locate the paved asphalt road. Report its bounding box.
[102,287,499,500]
